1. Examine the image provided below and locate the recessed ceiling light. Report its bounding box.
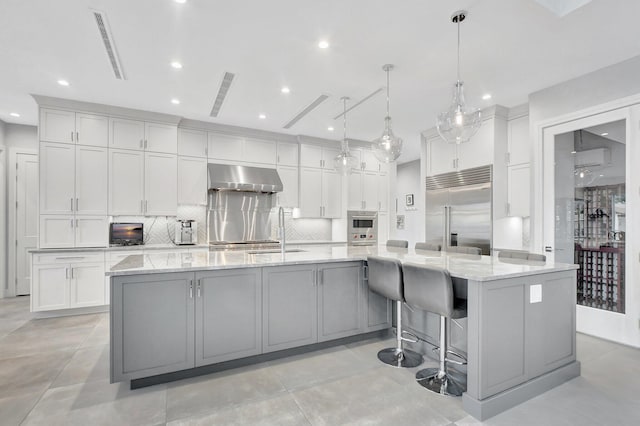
[327,126,334,131]
[600,132,609,136]
[482,93,492,100]
[318,40,330,49]
[258,113,266,119]
[171,98,180,105]
[9,112,20,117]
[170,61,183,69]
[174,0,187,4]
[281,86,290,94]
[571,150,577,154]
[57,79,70,86]
[599,174,604,177]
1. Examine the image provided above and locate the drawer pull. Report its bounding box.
[55,256,85,260]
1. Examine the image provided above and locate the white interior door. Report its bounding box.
[15,153,38,295]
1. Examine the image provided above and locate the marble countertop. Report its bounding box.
[30,243,210,254]
[107,245,577,281]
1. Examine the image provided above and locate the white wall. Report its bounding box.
[1,123,37,297]
[529,54,640,347]
[394,160,423,247]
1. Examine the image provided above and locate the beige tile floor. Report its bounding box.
[1,296,639,426]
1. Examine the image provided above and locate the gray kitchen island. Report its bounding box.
[108,246,579,420]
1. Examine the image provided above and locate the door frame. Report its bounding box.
[8,148,38,297]
[533,96,639,346]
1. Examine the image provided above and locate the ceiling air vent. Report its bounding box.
[283,94,329,129]
[92,10,125,80]
[210,72,236,117]
[333,87,383,120]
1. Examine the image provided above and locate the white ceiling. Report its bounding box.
[2,0,640,163]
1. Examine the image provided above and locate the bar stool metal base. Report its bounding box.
[377,347,423,368]
[415,367,466,396]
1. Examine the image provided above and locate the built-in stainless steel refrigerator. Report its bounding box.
[425,165,492,255]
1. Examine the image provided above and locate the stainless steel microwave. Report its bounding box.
[347,211,378,246]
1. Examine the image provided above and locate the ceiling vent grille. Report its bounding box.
[283,94,330,129]
[210,72,236,117]
[92,10,125,80]
[333,87,383,120]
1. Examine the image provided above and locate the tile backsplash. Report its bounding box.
[113,206,332,245]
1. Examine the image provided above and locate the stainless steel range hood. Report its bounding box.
[207,163,283,193]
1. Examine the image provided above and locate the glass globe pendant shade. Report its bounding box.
[436,80,481,144]
[373,117,403,162]
[333,143,359,176]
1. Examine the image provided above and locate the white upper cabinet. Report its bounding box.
[178,128,208,158]
[277,142,298,167]
[427,136,457,176]
[110,118,145,150]
[507,115,530,166]
[39,215,75,248]
[244,138,277,164]
[145,152,177,216]
[75,113,109,147]
[300,144,323,168]
[109,149,145,215]
[40,109,76,143]
[40,109,109,146]
[208,133,243,161]
[178,156,207,205]
[377,173,388,212]
[74,216,108,247]
[322,169,342,218]
[507,163,530,217]
[456,120,494,170]
[300,144,341,170]
[347,172,363,210]
[322,147,340,170]
[145,122,178,154]
[75,145,108,215]
[40,142,75,215]
[299,167,323,217]
[361,150,381,172]
[110,119,176,153]
[276,165,298,208]
[362,172,378,211]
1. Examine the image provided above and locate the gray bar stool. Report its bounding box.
[366,256,423,368]
[402,263,467,396]
[415,242,442,251]
[386,239,409,248]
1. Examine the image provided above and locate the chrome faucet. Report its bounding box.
[278,207,286,256]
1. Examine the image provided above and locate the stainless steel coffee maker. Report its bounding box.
[174,220,197,245]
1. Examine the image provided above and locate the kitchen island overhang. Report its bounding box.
[108,246,579,421]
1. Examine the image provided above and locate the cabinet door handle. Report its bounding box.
[70,219,74,228]
[189,281,194,298]
[145,139,148,149]
[145,200,148,213]
[71,131,74,142]
[65,267,69,279]
[140,139,144,148]
[76,131,79,142]
[319,206,322,217]
[76,198,79,211]
[70,268,74,279]
[197,280,202,297]
[363,264,369,280]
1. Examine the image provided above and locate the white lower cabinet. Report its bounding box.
[32,253,106,312]
[70,262,106,308]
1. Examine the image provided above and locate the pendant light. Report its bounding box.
[436,10,481,145]
[334,97,359,175]
[372,64,403,163]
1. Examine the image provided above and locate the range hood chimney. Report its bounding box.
[207,163,283,193]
